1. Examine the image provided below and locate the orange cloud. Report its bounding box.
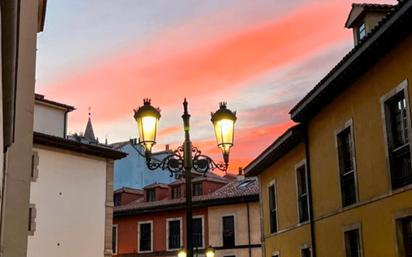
[42,1,351,127]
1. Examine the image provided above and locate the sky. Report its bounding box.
[36,0,397,173]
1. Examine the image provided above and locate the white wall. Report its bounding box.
[34,103,66,137]
[28,147,107,257]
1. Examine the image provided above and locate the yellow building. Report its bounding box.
[246,1,412,257]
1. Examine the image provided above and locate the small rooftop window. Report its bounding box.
[358,22,366,41]
[238,180,253,188]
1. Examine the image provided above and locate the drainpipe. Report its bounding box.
[303,124,317,257]
[246,202,252,257]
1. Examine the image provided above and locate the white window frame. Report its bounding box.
[380,80,412,191]
[268,180,279,234]
[166,217,183,251]
[295,160,309,224]
[393,209,412,257]
[112,224,118,255]
[137,220,153,253]
[343,223,364,257]
[193,215,205,249]
[334,119,359,207]
[221,213,236,247]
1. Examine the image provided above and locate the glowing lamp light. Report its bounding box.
[133,98,161,153]
[206,246,215,257]
[211,102,237,165]
[178,249,187,257]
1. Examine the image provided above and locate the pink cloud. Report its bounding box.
[41,1,351,127]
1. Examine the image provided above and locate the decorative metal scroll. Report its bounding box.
[145,145,227,178]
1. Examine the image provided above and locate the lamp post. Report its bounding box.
[134,98,236,257]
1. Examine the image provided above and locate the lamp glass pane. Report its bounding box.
[214,118,234,151]
[137,116,158,152]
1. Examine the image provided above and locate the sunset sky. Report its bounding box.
[35,0,396,173]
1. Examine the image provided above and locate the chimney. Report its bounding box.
[165,144,170,151]
[344,3,393,46]
[237,167,245,180]
[238,167,243,176]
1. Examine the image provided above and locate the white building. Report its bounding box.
[27,94,126,257]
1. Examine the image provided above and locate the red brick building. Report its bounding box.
[113,173,260,257]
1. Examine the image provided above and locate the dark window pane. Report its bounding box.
[402,217,412,257]
[140,223,151,251]
[268,185,277,233]
[147,189,156,202]
[193,218,203,248]
[193,183,203,196]
[172,186,181,199]
[337,128,357,207]
[114,193,121,206]
[112,226,117,254]
[301,248,311,257]
[345,229,361,257]
[386,92,412,189]
[358,23,366,40]
[169,220,181,249]
[222,216,235,247]
[297,165,309,223]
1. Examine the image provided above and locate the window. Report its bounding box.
[147,189,156,202]
[337,126,357,206]
[400,216,412,257]
[382,88,412,189]
[193,217,203,248]
[139,222,152,252]
[114,193,121,206]
[238,180,253,188]
[28,204,36,235]
[193,183,203,196]
[296,163,309,223]
[344,229,362,257]
[31,151,39,182]
[168,219,181,250]
[172,186,181,199]
[357,22,366,41]
[112,225,118,254]
[301,247,311,257]
[268,184,278,233]
[222,215,235,247]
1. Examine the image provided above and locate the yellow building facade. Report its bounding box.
[246,2,412,257]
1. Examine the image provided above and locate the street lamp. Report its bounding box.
[134,98,236,257]
[205,246,215,257]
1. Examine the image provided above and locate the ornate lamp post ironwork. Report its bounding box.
[134,98,236,257]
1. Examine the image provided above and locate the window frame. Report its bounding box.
[343,223,364,257]
[147,189,156,202]
[166,217,183,251]
[112,224,118,255]
[28,204,36,236]
[193,215,205,249]
[221,214,236,248]
[171,186,181,199]
[192,182,203,196]
[335,119,359,207]
[295,160,310,224]
[393,209,412,257]
[381,80,412,191]
[268,180,278,234]
[137,220,153,253]
[357,22,366,41]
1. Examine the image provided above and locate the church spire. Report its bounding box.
[84,107,96,142]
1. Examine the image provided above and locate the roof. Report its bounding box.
[114,177,259,216]
[114,187,144,195]
[38,0,47,32]
[33,132,127,160]
[245,124,304,177]
[35,94,75,112]
[143,182,169,189]
[290,0,412,122]
[345,3,394,28]
[84,116,96,142]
